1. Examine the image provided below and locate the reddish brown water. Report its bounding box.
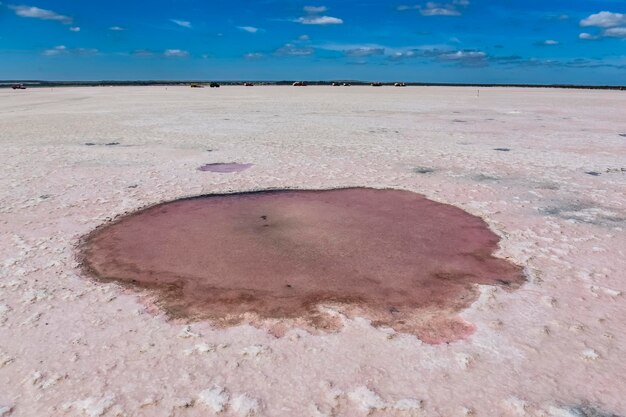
[80,188,524,343]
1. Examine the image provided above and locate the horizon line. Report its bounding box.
[2,80,625,90]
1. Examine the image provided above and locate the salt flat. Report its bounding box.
[0,86,625,417]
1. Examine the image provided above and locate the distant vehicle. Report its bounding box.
[293,81,307,86]
[332,82,340,86]
[190,83,204,88]
[343,83,351,86]
[209,82,220,88]
[244,82,254,86]
[12,83,26,90]
[394,82,407,87]
[371,82,383,87]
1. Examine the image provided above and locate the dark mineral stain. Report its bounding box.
[493,148,511,152]
[473,174,501,182]
[79,188,525,344]
[560,404,623,417]
[540,202,625,226]
[84,142,121,147]
[198,163,253,173]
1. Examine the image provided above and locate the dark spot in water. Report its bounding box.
[79,188,525,344]
[585,171,601,176]
[414,167,435,174]
[493,148,511,152]
[198,163,253,173]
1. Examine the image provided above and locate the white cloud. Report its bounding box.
[164,49,189,57]
[9,5,72,24]
[398,1,469,16]
[170,19,192,28]
[579,32,598,40]
[304,5,328,13]
[43,45,98,56]
[275,43,314,56]
[580,11,626,28]
[132,49,155,57]
[244,52,264,60]
[43,45,67,56]
[298,34,310,41]
[543,39,559,45]
[420,3,460,16]
[603,27,626,38]
[109,26,125,31]
[438,50,485,60]
[69,26,80,32]
[296,15,343,25]
[345,47,385,57]
[238,26,261,33]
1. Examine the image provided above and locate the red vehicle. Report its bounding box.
[12,83,26,90]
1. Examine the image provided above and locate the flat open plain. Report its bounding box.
[0,86,625,417]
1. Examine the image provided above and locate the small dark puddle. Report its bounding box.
[84,142,121,147]
[198,163,253,173]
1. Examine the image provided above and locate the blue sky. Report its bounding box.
[1,0,625,84]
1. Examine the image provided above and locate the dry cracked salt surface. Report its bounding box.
[0,86,625,417]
